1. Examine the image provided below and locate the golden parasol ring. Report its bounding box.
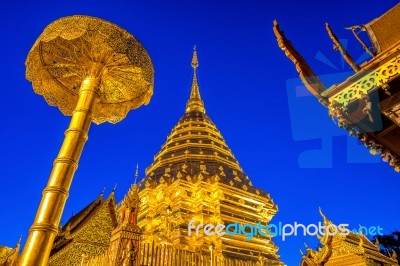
[26,15,154,124]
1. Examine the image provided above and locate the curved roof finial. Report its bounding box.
[100,186,106,196]
[186,46,205,113]
[319,207,331,226]
[134,163,139,184]
[273,20,328,105]
[112,183,118,193]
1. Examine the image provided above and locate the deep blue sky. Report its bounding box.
[1,1,399,265]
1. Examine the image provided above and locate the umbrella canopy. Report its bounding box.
[26,15,154,124]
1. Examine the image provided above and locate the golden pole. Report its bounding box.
[20,77,100,266]
[21,15,153,265]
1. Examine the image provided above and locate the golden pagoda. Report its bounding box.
[300,211,398,266]
[134,49,283,265]
[273,3,400,172]
[42,49,284,265]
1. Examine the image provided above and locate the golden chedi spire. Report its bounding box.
[135,48,282,265]
[140,47,272,196]
[186,46,205,113]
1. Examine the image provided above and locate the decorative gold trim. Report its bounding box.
[329,52,400,106]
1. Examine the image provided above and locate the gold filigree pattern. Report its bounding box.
[329,52,400,106]
[48,194,117,266]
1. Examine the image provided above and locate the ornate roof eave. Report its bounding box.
[360,39,400,69]
[280,29,400,173]
[273,15,400,173]
[359,133,400,172]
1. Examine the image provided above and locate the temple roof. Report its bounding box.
[0,237,20,265]
[365,3,400,54]
[139,48,262,195]
[300,210,399,266]
[51,192,117,255]
[0,246,13,264]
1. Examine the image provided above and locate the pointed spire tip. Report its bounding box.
[134,163,139,184]
[191,46,199,69]
[186,47,205,113]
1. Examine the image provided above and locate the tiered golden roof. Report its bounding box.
[140,48,264,197]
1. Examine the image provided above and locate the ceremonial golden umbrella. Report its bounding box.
[20,15,154,266]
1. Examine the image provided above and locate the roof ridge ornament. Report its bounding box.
[273,20,328,106]
[325,22,360,72]
[134,163,139,184]
[186,46,206,113]
[318,207,332,226]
